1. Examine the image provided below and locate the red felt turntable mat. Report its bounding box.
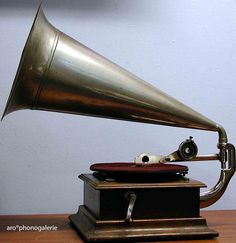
[90,163,188,175]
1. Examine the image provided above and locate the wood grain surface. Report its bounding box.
[0,210,235,243]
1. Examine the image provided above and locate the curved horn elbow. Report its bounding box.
[200,143,235,208]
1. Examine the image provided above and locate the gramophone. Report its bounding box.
[2,5,235,242]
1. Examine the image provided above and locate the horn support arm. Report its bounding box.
[200,125,235,207]
[200,142,235,208]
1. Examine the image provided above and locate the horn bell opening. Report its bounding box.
[1,5,58,120]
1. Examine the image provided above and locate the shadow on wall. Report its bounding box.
[0,0,138,12]
[0,0,157,21]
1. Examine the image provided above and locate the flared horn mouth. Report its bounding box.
[1,3,220,135]
[2,3,57,120]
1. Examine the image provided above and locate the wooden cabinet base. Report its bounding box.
[69,206,218,242]
[69,174,218,242]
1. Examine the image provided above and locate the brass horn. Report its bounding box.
[2,5,235,208]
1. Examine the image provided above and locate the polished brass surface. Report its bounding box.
[2,5,235,208]
[200,143,236,208]
[1,6,225,136]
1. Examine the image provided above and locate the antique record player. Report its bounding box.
[2,5,235,242]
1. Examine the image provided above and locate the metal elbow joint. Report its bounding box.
[200,126,235,208]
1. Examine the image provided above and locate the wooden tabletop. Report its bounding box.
[0,210,235,243]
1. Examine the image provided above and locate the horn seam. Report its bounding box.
[33,30,60,109]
